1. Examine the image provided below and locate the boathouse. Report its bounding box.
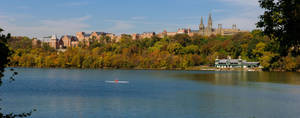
[215,56,259,68]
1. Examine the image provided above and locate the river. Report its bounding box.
[1,68,300,118]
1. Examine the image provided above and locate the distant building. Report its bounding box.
[158,13,248,37]
[76,32,90,42]
[61,35,79,48]
[131,33,140,40]
[215,56,259,68]
[42,34,80,49]
[49,35,59,49]
[32,38,41,47]
[140,32,156,39]
[76,31,115,45]
[35,13,249,50]
[106,33,116,41]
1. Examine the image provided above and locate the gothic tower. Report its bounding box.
[199,16,205,35]
[206,13,213,36]
[217,24,223,35]
[232,24,237,30]
[208,13,212,29]
[50,35,58,49]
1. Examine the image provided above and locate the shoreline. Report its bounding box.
[8,66,265,72]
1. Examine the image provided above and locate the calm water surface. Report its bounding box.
[1,68,300,118]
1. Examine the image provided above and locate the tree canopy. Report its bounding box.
[257,0,300,55]
[7,30,300,71]
[0,28,35,118]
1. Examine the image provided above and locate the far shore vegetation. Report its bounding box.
[7,30,300,72]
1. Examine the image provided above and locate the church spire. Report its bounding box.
[208,13,212,28]
[205,13,213,36]
[199,16,205,31]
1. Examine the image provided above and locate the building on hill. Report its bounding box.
[46,35,79,49]
[106,33,116,40]
[195,13,246,36]
[140,32,156,39]
[76,32,91,46]
[131,33,140,40]
[76,32,90,42]
[90,32,107,39]
[76,31,115,45]
[49,35,59,49]
[32,38,41,47]
[40,13,249,49]
[61,35,79,48]
[158,13,248,37]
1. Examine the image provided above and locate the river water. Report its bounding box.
[1,68,300,118]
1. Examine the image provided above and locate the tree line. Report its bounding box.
[7,30,300,71]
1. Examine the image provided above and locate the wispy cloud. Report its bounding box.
[17,6,30,10]
[215,17,257,30]
[57,2,89,7]
[104,19,183,34]
[178,16,202,20]
[212,9,225,13]
[213,0,262,30]
[105,20,134,33]
[131,16,146,20]
[217,0,259,6]
[0,13,91,37]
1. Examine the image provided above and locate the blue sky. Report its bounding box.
[0,0,262,37]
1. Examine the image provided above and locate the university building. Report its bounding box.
[47,32,116,49]
[49,35,78,49]
[37,13,248,49]
[158,13,248,37]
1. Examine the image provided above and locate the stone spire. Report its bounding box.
[199,16,205,32]
[205,13,213,36]
[207,13,212,29]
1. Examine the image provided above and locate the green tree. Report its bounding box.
[0,28,12,85]
[252,42,266,58]
[282,56,297,71]
[173,34,190,46]
[257,0,300,55]
[182,45,199,54]
[0,28,35,118]
[167,42,182,54]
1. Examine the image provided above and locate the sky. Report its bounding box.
[0,0,263,38]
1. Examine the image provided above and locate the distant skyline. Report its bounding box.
[0,0,262,37]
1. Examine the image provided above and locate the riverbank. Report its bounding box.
[183,66,262,72]
[9,66,264,72]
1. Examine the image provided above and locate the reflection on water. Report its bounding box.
[176,71,300,86]
[1,69,300,118]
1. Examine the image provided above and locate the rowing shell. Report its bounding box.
[105,80,129,84]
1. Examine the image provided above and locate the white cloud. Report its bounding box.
[215,17,257,30]
[218,0,259,6]
[17,6,30,10]
[178,16,202,20]
[57,2,89,7]
[103,19,183,34]
[131,16,146,20]
[212,9,225,13]
[0,14,91,38]
[213,0,263,30]
[106,20,134,33]
[214,8,263,30]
